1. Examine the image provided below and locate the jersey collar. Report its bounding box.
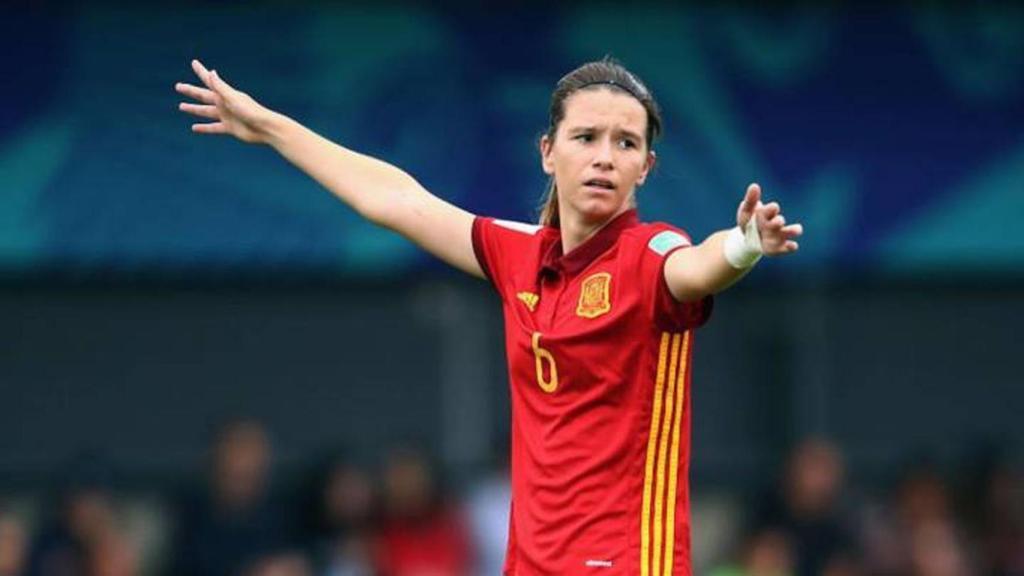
[540,209,640,279]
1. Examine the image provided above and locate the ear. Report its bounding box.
[636,150,656,186]
[540,134,554,175]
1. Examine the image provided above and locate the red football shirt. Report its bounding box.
[472,209,712,576]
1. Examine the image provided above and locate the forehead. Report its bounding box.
[561,88,647,133]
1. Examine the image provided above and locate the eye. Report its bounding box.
[574,133,593,143]
[618,138,637,149]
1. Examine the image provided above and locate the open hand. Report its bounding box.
[175,59,275,144]
[736,183,803,255]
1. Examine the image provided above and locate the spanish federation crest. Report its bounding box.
[576,272,612,319]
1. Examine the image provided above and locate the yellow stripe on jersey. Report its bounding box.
[664,331,690,575]
[641,333,671,576]
[653,333,681,576]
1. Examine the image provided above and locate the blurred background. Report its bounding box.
[2,2,1023,575]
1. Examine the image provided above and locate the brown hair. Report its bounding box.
[539,57,663,226]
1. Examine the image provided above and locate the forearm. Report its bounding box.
[665,229,754,301]
[264,113,427,228]
[665,183,802,302]
[694,230,754,293]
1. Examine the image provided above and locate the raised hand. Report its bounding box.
[175,59,276,144]
[736,183,803,256]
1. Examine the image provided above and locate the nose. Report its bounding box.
[592,137,614,170]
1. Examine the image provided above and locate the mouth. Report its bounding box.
[583,178,616,191]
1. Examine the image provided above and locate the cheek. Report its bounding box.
[613,155,638,180]
[552,151,585,181]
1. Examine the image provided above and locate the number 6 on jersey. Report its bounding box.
[531,332,559,393]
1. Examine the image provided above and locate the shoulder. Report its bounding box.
[485,217,545,236]
[621,221,694,258]
[473,216,557,257]
[628,220,714,330]
[474,216,557,245]
[472,216,557,287]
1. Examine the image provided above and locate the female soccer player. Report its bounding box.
[176,57,802,576]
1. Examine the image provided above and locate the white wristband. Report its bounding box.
[723,217,763,269]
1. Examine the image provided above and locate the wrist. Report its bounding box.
[723,218,763,269]
[262,111,295,148]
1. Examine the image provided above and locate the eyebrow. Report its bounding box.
[567,125,644,142]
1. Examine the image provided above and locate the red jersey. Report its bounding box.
[471,209,713,576]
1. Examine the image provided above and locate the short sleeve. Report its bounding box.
[471,217,496,284]
[472,216,543,300]
[644,227,714,331]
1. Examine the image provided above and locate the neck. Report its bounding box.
[558,206,629,254]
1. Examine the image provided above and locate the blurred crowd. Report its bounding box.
[0,420,1021,576]
[708,438,1024,576]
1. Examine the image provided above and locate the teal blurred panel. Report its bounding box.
[36,4,474,275]
[490,77,557,218]
[912,4,1024,102]
[299,5,476,272]
[876,143,1024,270]
[0,116,72,265]
[3,3,1022,277]
[780,165,858,266]
[714,6,833,88]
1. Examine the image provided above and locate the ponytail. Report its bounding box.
[538,180,559,226]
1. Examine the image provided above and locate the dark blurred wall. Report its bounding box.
[2,280,1021,490]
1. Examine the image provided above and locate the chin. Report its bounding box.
[576,200,625,224]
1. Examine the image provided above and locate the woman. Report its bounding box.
[176,57,802,576]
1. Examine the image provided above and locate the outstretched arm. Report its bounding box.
[175,59,483,278]
[664,183,803,302]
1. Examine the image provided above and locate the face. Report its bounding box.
[541,88,656,225]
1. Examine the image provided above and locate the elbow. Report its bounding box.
[670,280,712,304]
[360,199,389,228]
[685,284,714,302]
[361,183,425,232]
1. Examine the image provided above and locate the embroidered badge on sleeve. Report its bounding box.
[647,230,690,256]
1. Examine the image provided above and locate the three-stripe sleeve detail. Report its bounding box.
[641,331,691,576]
